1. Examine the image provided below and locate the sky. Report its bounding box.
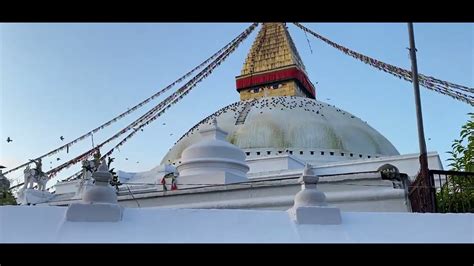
[1,23,472,187]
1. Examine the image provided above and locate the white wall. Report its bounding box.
[311,152,442,179]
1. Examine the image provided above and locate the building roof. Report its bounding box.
[0,206,472,243]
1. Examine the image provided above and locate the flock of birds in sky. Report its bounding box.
[3,121,176,169]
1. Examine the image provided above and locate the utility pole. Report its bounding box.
[407,23,432,212]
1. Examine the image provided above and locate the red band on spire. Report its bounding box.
[236,67,315,98]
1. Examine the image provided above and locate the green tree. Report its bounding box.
[0,189,17,205]
[437,113,474,212]
[447,112,474,172]
[107,157,121,191]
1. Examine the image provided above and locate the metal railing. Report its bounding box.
[408,172,436,213]
[409,170,474,213]
[432,170,474,213]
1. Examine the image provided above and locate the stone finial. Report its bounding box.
[298,163,319,190]
[288,164,341,225]
[91,160,112,185]
[97,160,108,172]
[295,165,325,207]
[303,163,313,176]
[177,116,249,189]
[201,117,227,141]
[66,157,122,221]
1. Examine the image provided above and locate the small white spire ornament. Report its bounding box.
[288,163,341,225]
[66,158,123,222]
[176,117,249,188]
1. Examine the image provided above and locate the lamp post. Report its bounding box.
[407,22,433,212]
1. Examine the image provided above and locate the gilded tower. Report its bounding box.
[235,23,316,101]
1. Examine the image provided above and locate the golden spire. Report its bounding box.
[241,23,306,75]
[236,23,315,101]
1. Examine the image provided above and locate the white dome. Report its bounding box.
[182,134,246,163]
[177,121,249,178]
[162,96,399,165]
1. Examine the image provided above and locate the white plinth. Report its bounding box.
[18,188,54,205]
[178,172,248,189]
[288,206,342,225]
[66,203,123,222]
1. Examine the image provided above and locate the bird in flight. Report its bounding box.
[6,137,12,143]
[60,136,64,141]
[56,158,61,161]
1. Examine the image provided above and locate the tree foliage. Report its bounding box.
[0,189,17,206]
[107,157,121,190]
[447,113,474,172]
[437,113,474,212]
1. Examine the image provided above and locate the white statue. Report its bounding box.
[23,163,48,191]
